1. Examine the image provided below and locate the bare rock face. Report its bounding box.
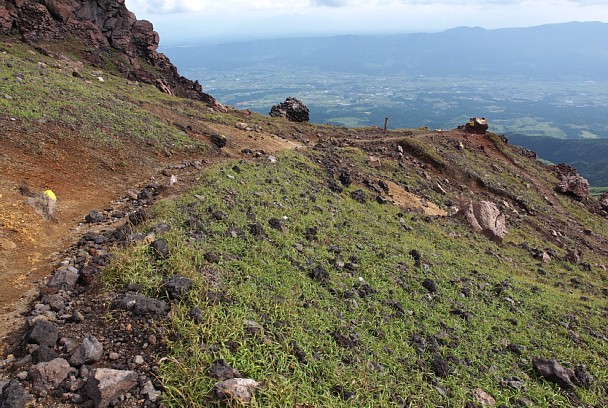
[551,164,590,199]
[459,201,507,242]
[269,97,310,122]
[0,0,215,104]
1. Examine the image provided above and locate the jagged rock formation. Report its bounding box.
[269,97,310,122]
[550,164,590,199]
[0,0,215,104]
[461,117,489,134]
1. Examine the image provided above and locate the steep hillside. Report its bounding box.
[507,134,608,187]
[1,10,608,408]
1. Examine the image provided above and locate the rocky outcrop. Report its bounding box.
[599,192,608,211]
[461,117,489,134]
[0,0,215,104]
[269,97,310,122]
[459,201,507,242]
[551,164,590,199]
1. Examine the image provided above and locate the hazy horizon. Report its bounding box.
[125,0,608,46]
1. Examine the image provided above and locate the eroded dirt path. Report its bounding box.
[0,115,304,354]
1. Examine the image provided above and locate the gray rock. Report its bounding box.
[557,175,590,198]
[162,275,193,300]
[41,294,65,312]
[85,210,106,223]
[69,335,103,367]
[111,294,168,316]
[532,358,577,390]
[47,266,79,291]
[214,378,259,403]
[28,358,71,392]
[84,368,137,408]
[140,381,161,402]
[269,97,310,122]
[149,239,169,259]
[0,379,34,407]
[459,201,507,242]
[27,320,58,347]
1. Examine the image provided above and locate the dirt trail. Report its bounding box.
[0,116,303,354]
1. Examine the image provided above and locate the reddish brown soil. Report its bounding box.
[0,114,303,354]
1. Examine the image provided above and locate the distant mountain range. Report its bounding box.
[164,22,608,80]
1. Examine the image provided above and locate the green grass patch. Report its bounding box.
[106,150,608,407]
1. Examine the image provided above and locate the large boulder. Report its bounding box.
[84,368,138,408]
[269,97,310,122]
[462,117,489,134]
[551,164,590,199]
[599,192,608,211]
[459,201,507,242]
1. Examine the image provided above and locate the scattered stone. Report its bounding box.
[422,279,438,293]
[235,122,249,130]
[133,355,144,365]
[31,346,59,364]
[244,320,264,334]
[209,359,242,380]
[459,201,507,242]
[109,352,120,361]
[149,239,169,259]
[377,195,389,204]
[27,320,59,347]
[338,171,352,187]
[500,377,525,389]
[47,266,79,291]
[140,381,161,402]
[84,368,137,408]
[268,218,285,231]
[69,335,103,367]
[350,189,367,204]
[162,275,193,300]
[474,388,496,406]
[0,380,33,407]
[309,266,329,285]
[128,209,147,225]
[431,356,451,378]
[189,307,204,324]
[574,364,594,388]
[248,223,267,239]
[210,133,227,148]
[532,358,577,390]
[367,156,381,168]
[214,378,259,403]
[269,97,309,122]
[85,210,106,223]
[204,252,220,263]
[566,249,582,264]
[331,385,355,400]
[29,358,71,392]
[111,294,168,316]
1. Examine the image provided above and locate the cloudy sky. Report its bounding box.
[125,0,608,45]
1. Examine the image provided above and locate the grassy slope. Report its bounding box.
[3,36,607,408]
[106,147,608,407]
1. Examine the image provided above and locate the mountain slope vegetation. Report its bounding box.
[1,20,608,408]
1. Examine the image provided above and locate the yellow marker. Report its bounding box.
[43,189,57,201]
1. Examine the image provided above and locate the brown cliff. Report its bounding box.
[0,0,215,104]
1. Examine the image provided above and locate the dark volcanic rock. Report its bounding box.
[422,279,438,293]
[431,356,451,378]
[150,239,169,259]
[162,275,193,300]
[31,346,59,364]
[210,133,227,148]
[309,266,329,285]
[85,210,106,223]
[269,97,310,122]
[111,294,168,316]
[0,380,33,407]
[350,189,367,204]
[27,320,59,347]
[532,358,577,390]
[209,359,242,381]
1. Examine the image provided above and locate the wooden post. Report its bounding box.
[384,117,389,133]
